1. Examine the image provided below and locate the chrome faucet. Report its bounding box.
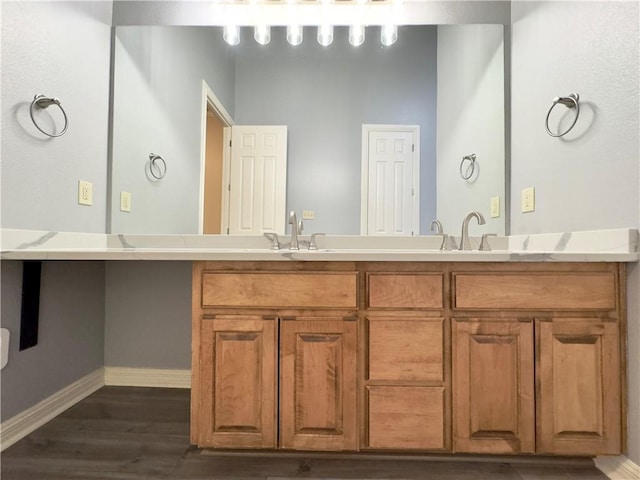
[429,219,443,234]
[429,219,457,250]
[288,211,300,250]
[460,211,486,250]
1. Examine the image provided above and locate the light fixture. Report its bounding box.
[223,25,240,46]
[317,24,334,47]
[380,24,398,46]
[254,25,271,45]
[349,25,365,47]
[286,25,303,46]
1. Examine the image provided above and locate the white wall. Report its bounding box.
[437,24,506,236]
[510,1,639,235]
[110,26,236,234]
[0,261,106,421]
[510,1,640,464]
[1,1,112,233]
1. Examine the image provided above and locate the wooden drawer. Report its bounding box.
[368,274,443,309]
[454,273,616,310]
[367,317,443,382]
[201,272,357,308]
[367,386,445,450]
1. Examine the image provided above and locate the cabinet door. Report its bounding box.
[537,319,621,455]
[197,315,277,448]
[280,316,357,451]
[453,319,535,453]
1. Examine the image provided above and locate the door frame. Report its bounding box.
[360,124,421,235]
[199,80,235,234]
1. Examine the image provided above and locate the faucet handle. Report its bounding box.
[309,233,325,251]
[479,233,497,251]
[263,232,280,250]
[297,219,304,235]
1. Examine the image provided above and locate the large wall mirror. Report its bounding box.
[109,22,506,236]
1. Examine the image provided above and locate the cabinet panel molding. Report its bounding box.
[453,319,535,454]
[280,317,357,451]
[198,315,277,448]
[537,319,621,455]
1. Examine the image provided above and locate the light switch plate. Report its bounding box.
[490,196,500,218]
[521,187,535,213]
[78,180,93,206]
[120,191,132,212]
[302,210,315,220]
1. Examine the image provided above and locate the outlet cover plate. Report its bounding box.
[78,180,93,206]
[302,210,315,220]
[120,191,132,212]
[490,196,500,218]
[521,187,535,213]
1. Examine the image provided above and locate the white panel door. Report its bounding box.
[366,129,417,235]
[228,126,287,235]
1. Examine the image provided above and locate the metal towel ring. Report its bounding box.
[29,94,68,137]
[545,93,580,137]
[149,153,167,180]
[459,154,476,180]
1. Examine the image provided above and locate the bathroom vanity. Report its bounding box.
[1,228,634,457]
[191,259,625,456]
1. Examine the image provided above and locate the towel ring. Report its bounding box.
[29,94,68,137]
[545,93,580,137]
[459,153,476,180]
[149,153,167,180]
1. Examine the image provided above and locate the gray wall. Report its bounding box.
[104,262,192,369]
[1,1,112,233]
[436,24,505,236]
[0,261,106,421]
[110,26,236,234]
[234,26,437,235]
[510,0,640,464]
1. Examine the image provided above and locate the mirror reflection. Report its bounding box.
[109,24,505,236]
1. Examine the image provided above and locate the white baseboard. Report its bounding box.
[104,367,191,389]
[0,368,104,452]
[595,455,640,480]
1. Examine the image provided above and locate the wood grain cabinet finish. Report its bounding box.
[196,315,277,448]
[368,274,443,309]
[453,319,535,454]
[537,319,621,455]
[280,316,357,451]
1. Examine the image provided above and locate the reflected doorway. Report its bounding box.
[203,107,225,234]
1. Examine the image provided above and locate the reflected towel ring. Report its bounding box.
[459,153,476,180]
[149,153,167,180]
[545,93,580,137]
[29,94,68,137]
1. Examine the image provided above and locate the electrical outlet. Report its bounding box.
[302,210,315,220]
[78,180,93,206]
[120,191,132,212]
[490,196,500,218]
[521,187,535,213]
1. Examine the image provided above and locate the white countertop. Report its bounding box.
[1,228,637,262]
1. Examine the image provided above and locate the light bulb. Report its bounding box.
[254,25,271,45]
[349,25,365,47]
[287,25,303,46]
[223,25,240,46]
[317,24,333,47]
[381,24,397,46]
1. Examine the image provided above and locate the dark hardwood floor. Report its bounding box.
[1,387,609,480]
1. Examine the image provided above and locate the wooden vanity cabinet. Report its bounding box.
[191,262,358,451]
[363,269,449,451]
[451,264,624,456]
